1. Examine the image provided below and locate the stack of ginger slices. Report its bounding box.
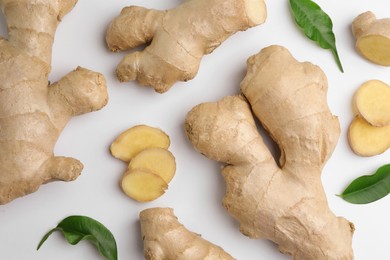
[349,80,390,156]
[110,125,176,202]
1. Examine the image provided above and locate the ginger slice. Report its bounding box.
[0,1,108,205]
[110,125,170,162]
[354,80,390,127]
[352,11,390,66]
[121,169,167,202]
[128,147,176,184]
[348,116,390,156]
[356,35,390,66]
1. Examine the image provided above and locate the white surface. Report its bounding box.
[1,0,389,259]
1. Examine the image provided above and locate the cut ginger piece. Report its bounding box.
[348,116,390,156]
[352,11,390,66]
[110,125,170,162]
[354,80,390,127]
[121,169,167,202]
[128,148,176,183]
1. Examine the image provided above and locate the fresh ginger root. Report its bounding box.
[352,11,390,66]
[348,80,390,156]
[128,148,176,183]
[0,0,108,204]
[106,0,267,93]
[185,45,354,259]
[140,208,234,259]
[110,125,175,201]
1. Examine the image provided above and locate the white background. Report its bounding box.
[1,0,389,259]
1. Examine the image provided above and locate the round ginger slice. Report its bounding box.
[348,116,390,156]
[356,35,390,66]
[355,80,390,127]
[110,125,170,162]
[128,147,176,184]
[121,169,168,202]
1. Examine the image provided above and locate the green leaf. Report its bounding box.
[339,164,390,204]
[37,215,117,260]
[289,0,344,72]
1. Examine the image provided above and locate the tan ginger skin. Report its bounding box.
[352,11,390,66]
[140,208,234,260]
[185,45,354,259]
[106,0,267,93]
[0,0,108,204]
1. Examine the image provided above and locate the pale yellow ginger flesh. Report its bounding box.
[352,11,390,66]
[105,0,267,93]
[348,116,390,157]
[110,125,170,162]
[111,125,175,202]
[0,0,108,204]
[354,80,390,127]
[121,169,167,202]
[140,208,234,260]
[185,45,354,259]
[128,147,176,184]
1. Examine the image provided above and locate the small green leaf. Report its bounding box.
[339,164,390,204]
[289,0,344,72]
[37,215,117,260]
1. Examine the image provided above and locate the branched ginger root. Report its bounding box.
[105,0,267,93]
[0,0,108,204]
[140,207,234,260]
[352,11,390,66]
[185,45,354,259]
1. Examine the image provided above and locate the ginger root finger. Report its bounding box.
[106,0,267,93]
[106,6,164,52]
[0,0,108,204]
[140,208,234,260]
[121,169,167,202]
[348,116,390,157]
[128,147,176,184]
[48,67,108,117]
[110,125,170,162]
[185,45,354,259]
[354,80,390,127]
[352,11,390,66]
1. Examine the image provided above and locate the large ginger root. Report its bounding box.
[352,11,390,66]
[0,0,108,204]
[106,0,267,93]
[185,45,354,259]
[140,208,234,259]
